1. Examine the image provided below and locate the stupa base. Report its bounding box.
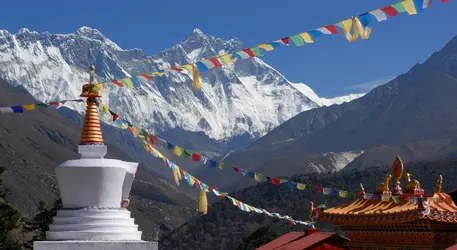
[33,241,157,250]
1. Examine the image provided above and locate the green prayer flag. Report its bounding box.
[183,150,192,159]
[392,2,407,13]
[290,35,305,46]
[36,103,48,108]
[250,47,264,57]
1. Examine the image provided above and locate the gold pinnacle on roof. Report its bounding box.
[79,65,104,145]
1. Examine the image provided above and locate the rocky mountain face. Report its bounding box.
[0,27,361,153]
[207,34,457,179]
[0,78,196,240]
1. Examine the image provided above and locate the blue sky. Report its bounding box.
[1,0,456,97]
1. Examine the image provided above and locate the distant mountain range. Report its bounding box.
[190,33,457,191]
[0,27,362,153]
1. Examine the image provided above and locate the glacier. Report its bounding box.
[0,26,363,146]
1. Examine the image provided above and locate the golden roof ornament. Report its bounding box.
[359,183,365,196]
[79,65,104,145]
[391,156,404,195]
[405,173,421,193]
[375,174,391,193]
[435,175,443,193]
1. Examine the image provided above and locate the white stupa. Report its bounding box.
[34,66,157,250]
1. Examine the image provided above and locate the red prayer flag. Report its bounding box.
[221,194,226,200]
[242,49,256,58]
[324,25,339,34]
[163,160,166,167]
[170,67,183,72]
[112,80,123,87]
[316,186,323,193]
[195,179,200,188]
[141,74,153,80]
[149,135,157,145]
[381,6,398,16]
[441,0,450,2]
[271,177,280,185]
[232,166,239,172]
[112,114,119,122]
[49,102,59,106]
[280,37,290,45]
[208,58,222,68]
[191,153,201,161]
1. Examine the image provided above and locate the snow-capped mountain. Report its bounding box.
[0,26,361,147]
[290,83,365,106]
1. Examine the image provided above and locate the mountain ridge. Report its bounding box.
[0,26,362,148]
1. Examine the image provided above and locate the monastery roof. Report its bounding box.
[319,193,457,225]
[315,157,457,226]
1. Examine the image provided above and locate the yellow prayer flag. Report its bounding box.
[229,197,238,206]
[188,175,196,186]
[101,104,108,114]
[341,18,358,42]
[254,173,263,181]
[402,0,418,15]
[191,63,201,91]
[180,64,193,72]
[339,190,347,198]
[173,169,180,186]
[296,183,306,190]
[220,54,233,65]
[173,146,184,156]
[199,189,208,214]
[133,126,141,137]
[121,78,135,88]
[354,17,371,40]
[218,162,225,170]
[299,32,314,43]
[93,83,104,91]
[22,104,35,111]
[258,43,274,51]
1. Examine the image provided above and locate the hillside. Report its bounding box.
[190,34,457,190]
[160,157,457,250]
[0,78,197,240]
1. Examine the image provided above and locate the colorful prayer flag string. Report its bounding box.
[95,100,314,226]
[0,99,84,114]
[95,0,448,91]
[95,101,451,208]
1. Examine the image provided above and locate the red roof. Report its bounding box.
[257,232,303,250]
[257,232,348,250]
[446,244,457,250]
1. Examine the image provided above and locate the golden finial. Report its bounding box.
[384,174,392,192]
[79,66,104,145]
[435,175,443,193]
[405,173,420,192]
[360,183,365,196]
[392,156,403,188]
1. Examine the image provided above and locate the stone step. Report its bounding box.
[57,209,131,217]
[49,223,138,232]
[46,230,142,241]
[52,216,135,225]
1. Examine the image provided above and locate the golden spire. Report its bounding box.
[435,175,443,193]
[79,66,104,145]
[359,183,365,196]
